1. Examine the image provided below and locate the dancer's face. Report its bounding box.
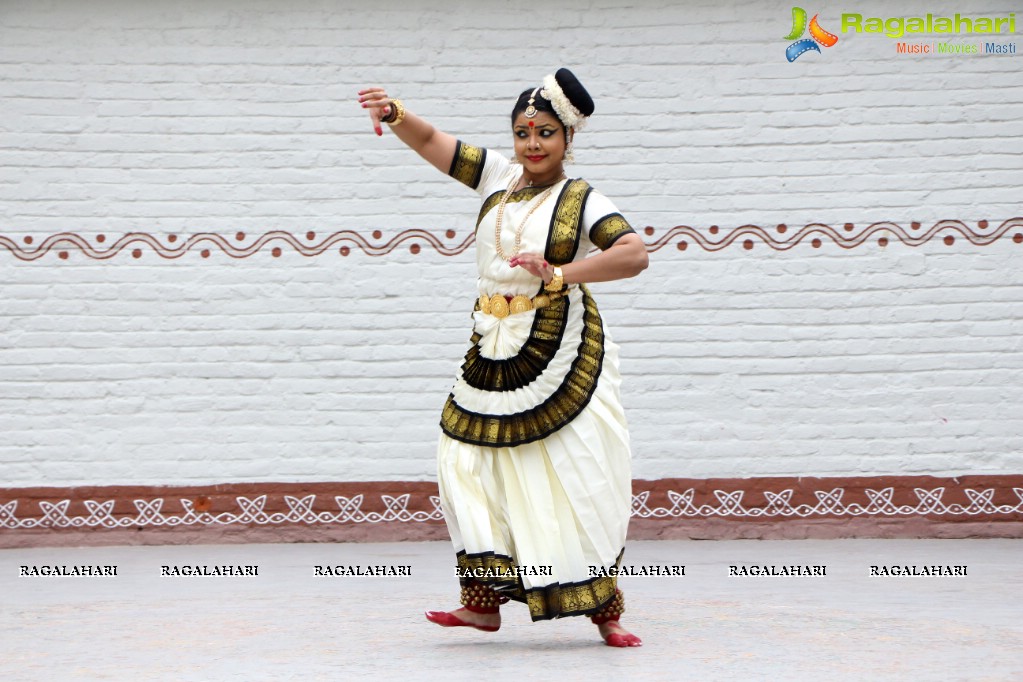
[512,111,568,179]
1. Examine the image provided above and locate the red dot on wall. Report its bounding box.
[96,234,106,243]
[446,229,456,239]
[132,249,142,258]
[709,225,719,235]
[306,231,316,240]
[372,230,382,240]
[58,251,68,259]
[410,244,421,254]
[644,226,654,236]
[743,239,753,250]
[677,241,688,251]
[272,247,282,257]
[943,235,954,246]
[911,222,921,230]
[844,223,855,232]
[811,238,822,248]
[194,496,212,513]
[777,224,787,234]
[878,237,889,247]
[978,220,988,229]
[24,236,33,245]
[340,246,350,257]
[235,231,246,241]
[1013,233,1023,244]
[168,234,177,243]
[201,249,211,258]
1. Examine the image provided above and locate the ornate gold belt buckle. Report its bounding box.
[489,293,509,319]
[508,295,533,315]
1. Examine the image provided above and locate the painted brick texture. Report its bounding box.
[1,0,1021,487]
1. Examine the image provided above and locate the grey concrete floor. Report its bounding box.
[1,539,1021,681]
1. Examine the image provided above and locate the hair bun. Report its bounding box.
[554,68,595,117]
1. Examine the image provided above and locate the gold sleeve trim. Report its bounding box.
[589,213,636,251]
[449,141,486,189]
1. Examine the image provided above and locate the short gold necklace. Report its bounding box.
[493,173,564,261]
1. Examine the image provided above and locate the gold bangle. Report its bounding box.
[544,265,564,292]
[385,99,406,126]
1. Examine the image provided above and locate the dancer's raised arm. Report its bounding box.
[358,87,458,176]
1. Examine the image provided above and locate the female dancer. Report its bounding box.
[359,69,647,647]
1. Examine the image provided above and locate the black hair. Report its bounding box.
[510,88,562,130]
[509,69,595,131]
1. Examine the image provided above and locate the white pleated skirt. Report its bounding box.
[437,318,633,621]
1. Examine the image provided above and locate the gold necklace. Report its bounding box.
[493,174,563,261]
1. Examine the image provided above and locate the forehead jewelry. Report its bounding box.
[524,87,541,118]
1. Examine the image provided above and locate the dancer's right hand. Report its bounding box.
[358,87,394,137]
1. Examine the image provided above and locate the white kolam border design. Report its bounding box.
[2,487,1022,530]
[631,487,1023,519]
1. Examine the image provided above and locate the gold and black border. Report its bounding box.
[544,179,592,265]
[460,291,569,392]
[448,141,487,190]
[456,548,624,621]
[439,286,604,447]
[590,213,636,250]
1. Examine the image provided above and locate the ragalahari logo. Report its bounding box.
[784,7,839,61]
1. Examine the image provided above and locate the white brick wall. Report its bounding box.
[1,0,1021,486]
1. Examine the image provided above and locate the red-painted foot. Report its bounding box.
[425,610,500,632]
[599,622,642,647]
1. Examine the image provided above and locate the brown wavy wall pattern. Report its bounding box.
[1,219,1021,261]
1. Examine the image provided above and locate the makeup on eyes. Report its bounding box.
[514,125,558,137]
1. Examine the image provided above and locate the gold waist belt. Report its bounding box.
[478,290,566,319]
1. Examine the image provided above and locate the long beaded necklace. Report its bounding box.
[493,173,564,261]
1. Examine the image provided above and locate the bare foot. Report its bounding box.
[598,620,642,647]
[425,607,501,632]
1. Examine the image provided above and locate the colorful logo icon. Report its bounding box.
[785,7,839,61]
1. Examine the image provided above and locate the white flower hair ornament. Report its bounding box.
[540,68,595,132]
[542,75,586,131]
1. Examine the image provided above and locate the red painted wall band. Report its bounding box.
[2,475,1021,546]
